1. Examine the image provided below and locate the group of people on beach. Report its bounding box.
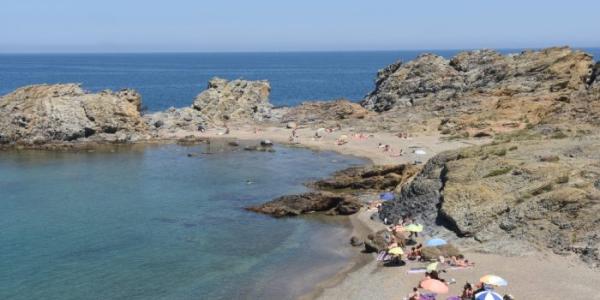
[368,208,513,300]
[407,282,515,300]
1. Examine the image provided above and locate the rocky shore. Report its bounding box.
[2,46,600,298]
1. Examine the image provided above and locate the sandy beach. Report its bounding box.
[202,124,600,300]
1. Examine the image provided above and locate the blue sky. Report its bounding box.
[1,0,598,52]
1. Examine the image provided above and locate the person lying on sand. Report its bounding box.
[450,255,475,267]
[389,148,404,157]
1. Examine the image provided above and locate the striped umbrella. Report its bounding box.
[474,290,503,300]
[480,275,508,286]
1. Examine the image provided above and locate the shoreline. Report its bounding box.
[3,123,599,299]
[200,125,600,300]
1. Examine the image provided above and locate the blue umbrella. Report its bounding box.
[474,290,503,300]
[425,238,447,247]
[379,192,394,201]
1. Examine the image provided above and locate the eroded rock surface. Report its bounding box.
[0,84,146,145]
[192,77,272,124]
[276,99,370,126]
[362,47,600,137]
[246,192,361,217]
[312,164,420,191]
[380,137,600,267]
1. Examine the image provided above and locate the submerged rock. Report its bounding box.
[246,192,362,217]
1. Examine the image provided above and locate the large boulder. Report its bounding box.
[246,192,362,217]
[192,77,272,124]
[364,230,393,253]
[0,84,146,145]
[420,244,462,261]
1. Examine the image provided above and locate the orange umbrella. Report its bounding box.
[420,279,449,294]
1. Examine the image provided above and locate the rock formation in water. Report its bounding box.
[0,84,147,145]
[246,192,362,217]
[311,164,420,191]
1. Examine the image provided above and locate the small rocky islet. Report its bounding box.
[1,46,600,268]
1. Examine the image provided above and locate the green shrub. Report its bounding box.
[484,166,513,178]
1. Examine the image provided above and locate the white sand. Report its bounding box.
[199,124,600,300]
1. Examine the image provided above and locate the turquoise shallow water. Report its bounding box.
[0,144,366,300]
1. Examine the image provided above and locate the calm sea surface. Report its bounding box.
[2,49,597,111]
[1,49,599,299]
[0,144,366,300]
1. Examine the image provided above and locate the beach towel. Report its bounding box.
[448,266,474,271]
[419,293,436,300]
[406,267,427,274]
[376,251,394,262]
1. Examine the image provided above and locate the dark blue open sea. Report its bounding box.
[1,49,599,300]
[2,49,597,111]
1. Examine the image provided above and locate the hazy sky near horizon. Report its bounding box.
[1,0,599,53]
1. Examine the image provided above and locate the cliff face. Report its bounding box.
[0,84,146,145]
[362,47,600,136]
[380,138,600,267]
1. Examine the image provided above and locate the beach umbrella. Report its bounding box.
[420,279,449,294]
[387,247,404,256]
[425,238,447,247]
[480,275,508,287]
[404,224,424,233]
[426,262,438,272]
[379,192,394,201]
[474,290,503,300]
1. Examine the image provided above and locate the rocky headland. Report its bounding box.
[2,47,600,273]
